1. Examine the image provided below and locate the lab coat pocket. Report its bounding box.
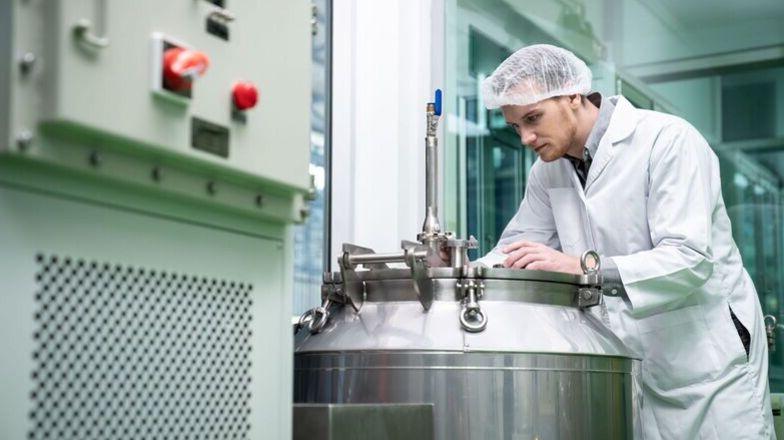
[637,305,721,391]
[546,188,587,255]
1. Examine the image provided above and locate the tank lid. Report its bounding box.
[327,266,598,286]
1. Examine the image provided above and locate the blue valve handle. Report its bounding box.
[434,89,442,116]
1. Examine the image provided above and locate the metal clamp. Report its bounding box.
[577,250,602,308]
[73,19,109,49]
[295,273,348,335]
[403,243,434,311]
[457,279,487,332]
[765,315,778,352]
[338,243,378,312]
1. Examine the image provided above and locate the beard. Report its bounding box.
[542,104,579,161]
[537,114,577,162]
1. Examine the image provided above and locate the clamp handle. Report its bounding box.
[580,250,601,275]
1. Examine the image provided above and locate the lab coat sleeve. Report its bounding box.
[612,122,719,316]
[475,163,560,267]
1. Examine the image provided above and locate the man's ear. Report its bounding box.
[567,94,582,109]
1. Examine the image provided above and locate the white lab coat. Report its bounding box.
[479,96,774,439]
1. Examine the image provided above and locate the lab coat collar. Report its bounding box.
[583,96,640,191]
[605,95,639,145]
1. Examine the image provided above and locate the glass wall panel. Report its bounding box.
[445,0,784,389]
[293,0,330,315]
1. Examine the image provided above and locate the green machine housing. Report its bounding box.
[0,1,312,439]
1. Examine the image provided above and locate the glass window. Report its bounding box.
[293,0,330,316]
[445,0,784,389]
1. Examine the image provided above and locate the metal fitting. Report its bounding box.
[151,167,163,182]
[88,151,101,167]
[16,130,34,151]
[19,52,36,75]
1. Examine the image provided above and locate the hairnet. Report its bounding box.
[481,44,592,109]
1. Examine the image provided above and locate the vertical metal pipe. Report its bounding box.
[422,103,441,238]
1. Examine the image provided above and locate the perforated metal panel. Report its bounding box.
[28,253,254,440]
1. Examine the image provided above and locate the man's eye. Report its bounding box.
[525,114,541,123]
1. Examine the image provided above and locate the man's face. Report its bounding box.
[501,96,579,162]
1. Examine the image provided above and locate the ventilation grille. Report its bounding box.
[29,254,254,440]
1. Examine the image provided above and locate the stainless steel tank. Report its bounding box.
[292,91,641,439]
[294,265,642,439]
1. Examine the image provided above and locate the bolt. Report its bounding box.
[19,52,36,75]
[88,151,101,167]
[581,289,593,301]
[16,130,33,150]
[151,167,162,182]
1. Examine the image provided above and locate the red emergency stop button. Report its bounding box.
[232,81,259,110]
[163,47,210,92]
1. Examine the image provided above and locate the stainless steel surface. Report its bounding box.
[293,403,434,440]
[295,271,641,439]
[296,280,628,353]
[295,351,640,440]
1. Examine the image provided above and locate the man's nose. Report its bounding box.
[521,130,536,146]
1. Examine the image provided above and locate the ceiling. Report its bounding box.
[648,0,784,28]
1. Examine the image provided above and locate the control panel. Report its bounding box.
[2,0,312,193]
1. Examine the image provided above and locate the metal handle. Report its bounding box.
[73,19,109,49]
[346,251,407,267]
[580,250,601,274]
[295,309,314,334]
[296,300,332,335]
[208,7,235,22]
[460,308,487,333]
[458,280,487,332]
[433,89,443,116]
[308,306,329,333]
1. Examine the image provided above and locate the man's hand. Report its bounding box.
[502,240,582,275]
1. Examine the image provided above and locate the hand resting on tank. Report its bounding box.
[501,240,581,274]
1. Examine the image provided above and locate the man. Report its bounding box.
[477,44,774,439]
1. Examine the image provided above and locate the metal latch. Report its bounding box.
[296,272,346,335]
[576,250,602,308]
[765,315,782,352]
[456,278,487,333]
